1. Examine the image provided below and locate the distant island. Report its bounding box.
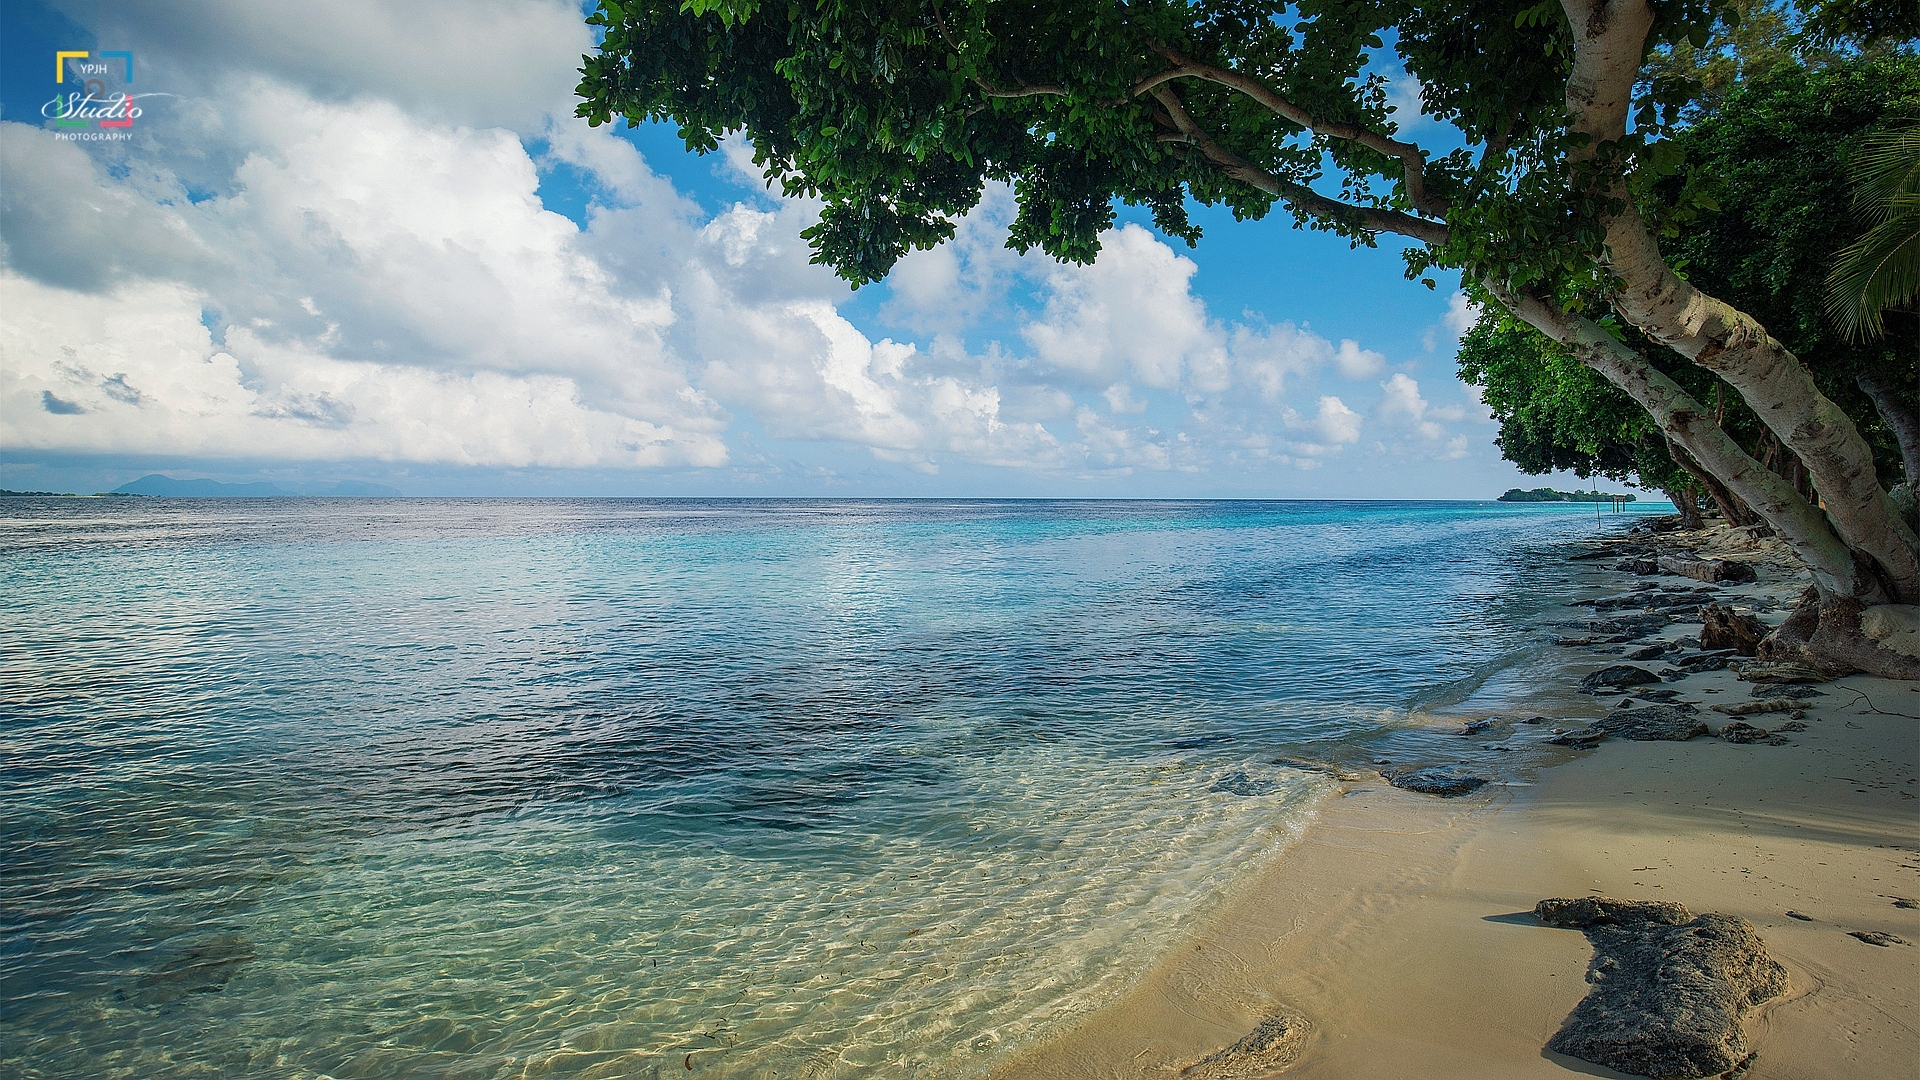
[110,475,401,498]
[1498,487,1636,503]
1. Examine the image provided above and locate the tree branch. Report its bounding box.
[1149,44,1450,219]
[1556,0,1920,601]
[1488,280,1868,601]
[930,7,1064,100]
[1150,85,1450,245]
[971,79,1065,99]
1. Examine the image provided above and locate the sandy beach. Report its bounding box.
[994,528,1919,1080]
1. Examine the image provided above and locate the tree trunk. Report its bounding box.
[1760,588,1920,680]
[1663,486,1704,530]
[1559,1,1920,605]
[1492,284,1863,599]
[1858,370,1920,488]
[1667,438,1752,526]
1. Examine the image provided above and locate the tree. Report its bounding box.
[1663,55,1917,495]
[1462,52,1918,543]
[578,1,1919,675]
[1827,125,1920,349]
[1457,317,1727,530]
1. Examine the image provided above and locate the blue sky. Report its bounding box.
[0,0,1599,498]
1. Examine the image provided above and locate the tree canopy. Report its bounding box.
[580,0,1920,671]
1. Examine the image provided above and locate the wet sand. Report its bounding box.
[993,532,1919,1080]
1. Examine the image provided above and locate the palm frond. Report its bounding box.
[1827,123,1920,340]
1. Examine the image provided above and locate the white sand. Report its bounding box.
[994,559,1918,1079]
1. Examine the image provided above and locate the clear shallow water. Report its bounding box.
[1,498,1648,1078]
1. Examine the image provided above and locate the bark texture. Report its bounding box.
[1858,370,1920,488]
[1761,589,1920,680]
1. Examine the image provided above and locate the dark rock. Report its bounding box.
[1553,636,1595,647]
[1211,771,1281,797]
[1736,663,1830,684]
[1675,651,1733,673]
[132,934,257,1003]
[1713,699,1796,717]
[1548,728,1606,748]
[1593,705,1708,742]
[1750,684,1822,700]
[1847,931,1908,947]
[1183,1011,1312,1078]
[1385,768,1488,797]
[1589,614,1671,637]
[1636,688,1682,702]
[1458,718,1496,736]
[1272,757,1362,782]
[1538,900,1788,1080]
[1588,590,1660,611]
[1521,715,1551,725]
[1580,665,1661,690]
[1657,554,1758,584]
[1535,897,1693,928]
[1626,644,1669,661]
[1892,898,1918,910]
[1700,604,1769,656]
[1717,722,1773,744]
[1617,557,1662,574]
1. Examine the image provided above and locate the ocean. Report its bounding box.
[0,498,1653,1078]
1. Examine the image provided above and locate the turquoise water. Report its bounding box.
[1,499,1649,1078]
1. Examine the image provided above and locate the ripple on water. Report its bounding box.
[0,498,1632,1077]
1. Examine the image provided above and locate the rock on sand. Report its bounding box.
[1182,1011,1312,1078]
[1535,897,1788,1079]
[1593,704,1709,741]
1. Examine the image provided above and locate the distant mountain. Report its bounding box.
[323,481,402,496]
[1498,487,1636,503]
[111,475,401,497]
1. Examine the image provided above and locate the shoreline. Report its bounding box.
[991,523,1918,1079]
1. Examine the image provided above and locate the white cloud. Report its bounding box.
[1285,395,1364,447]
[1103,384,1148,414]
[1372,373,1469,459]
[1443,291,1481,336]
[1,275,722,468]
[1332,339,1387,379]
[1021,224,1220,391]
[4,0,1497,493]
[1387,74,1427,127]
[1424,289,1482,351]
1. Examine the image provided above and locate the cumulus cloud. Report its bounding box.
[1021,225,1222,391]
[1,275,719,468]
[4,0,1473,491]
[1372,373,1469,459]
[1387,74,1427,127]
[1284,395,1364,449]
[0,91,732,467]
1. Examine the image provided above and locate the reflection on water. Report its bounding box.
[2,499,1621,1077]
